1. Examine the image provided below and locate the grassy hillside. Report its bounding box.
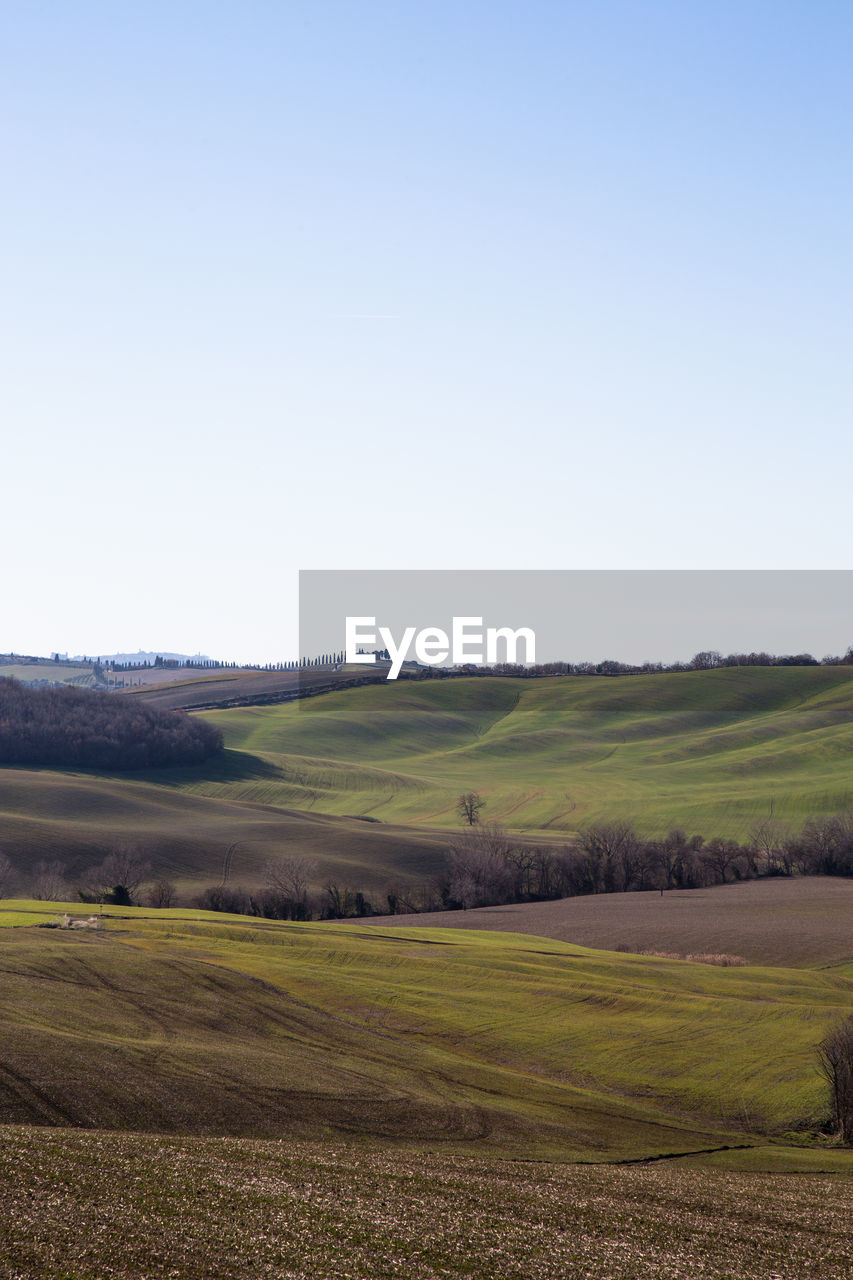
[0,662,93,686]
[0,766,447,894]
[188,666,853,835]
[3,667,853,891]
[0,907,851,1163]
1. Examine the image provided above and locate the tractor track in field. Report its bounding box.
[0,1059,77,1126]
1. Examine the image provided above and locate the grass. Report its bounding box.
[0,901,270,927]
[0,763,448,894]
[191,666,853,835]
[0,663,92,685]
[0,1127,851,1280]
[5,667,853,890]
[1,907,852,1161]
[5,668,853,1273]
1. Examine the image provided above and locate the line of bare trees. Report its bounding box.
[183,810,853,923]
[196,855,320,919]
[5,809,852,919]
[407,646,853,682]
[430,812,853,910]
[1,845,176,909]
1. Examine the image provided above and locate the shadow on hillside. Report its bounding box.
[135,749,284,789]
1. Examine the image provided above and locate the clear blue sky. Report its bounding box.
[3,2,851,662]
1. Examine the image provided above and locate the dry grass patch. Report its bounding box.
[619,947,748,966]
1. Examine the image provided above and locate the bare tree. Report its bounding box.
[83,845,152,904]
[264,855,317,919]
[578,823,642,893]
[265,855,317,900]
[647,829,704,891]
[147,879,177,908]
[701,837,744,885]
[503,842,537,899]
[749,818,791,876]
[323,883,354,918]
[457,792,485,826]
[32,860,68,901]
[690,650,723,670]
[0,853,12,900]
[529,846,558,899]
[445,823,516,908]
[818,1015,853,1145]
[196,884,250,914]
[790,814,853,877]
[106,845,151,898]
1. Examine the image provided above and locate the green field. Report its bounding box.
[4,646,853,1280]
[0,764,449,893]
[2,891,851,1278]
[0,663,93,685]
[193,666,853,834]
[4,666,853,893]
[1,905,851,1163]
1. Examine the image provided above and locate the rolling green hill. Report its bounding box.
[0,907,851,1165]
[0,765,447,894]
[3,666,853,892]
[190,666,853,835]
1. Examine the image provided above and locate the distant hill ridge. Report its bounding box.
[76,650,213,665]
